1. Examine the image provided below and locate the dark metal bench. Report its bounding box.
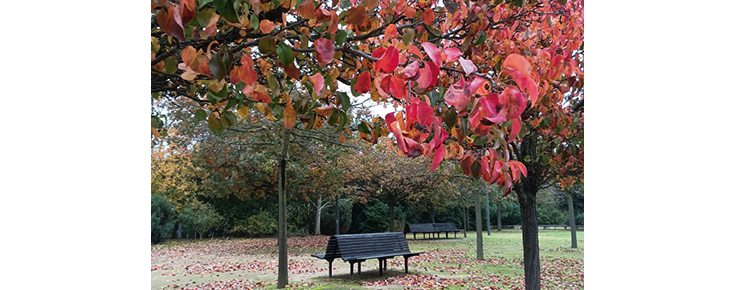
[433,223,461,238]
[403,223,436,239]
[311,232,423,279]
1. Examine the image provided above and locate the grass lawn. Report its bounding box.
[151,230,583,289]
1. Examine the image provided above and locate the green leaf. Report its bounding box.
[512,0,526,7]
[220,113,233,128]
[336,30,347,46]
[251,14,260,32]
[214,0,239,23]
[402,28,415,46]
[474,135,488,146]
[327,109,339,126]
[357,122,371,135]
[221,51,233,72]
[444,108,458,129]
[258,36,277,54]
[208,123,226,135]
[223,111,238,127]
[557,0,567,5]
[473,31,487,46]
[195,109,207,121]
[276,42,294,66]
[208,53,227,80]
[164,56,178,74]
[336,110,348,133]
[151,116,163,128]
[340,0,351,9]
[337,92,350,111]
[524,155,531,162]
[208,86,228,101]
[199,0,215,8]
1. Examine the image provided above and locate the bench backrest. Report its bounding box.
[404,223,435,233]
[433,223,459,232]
[333,232,411,260]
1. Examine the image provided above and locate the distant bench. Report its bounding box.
[404,223,462,239]
[311,232,423,279]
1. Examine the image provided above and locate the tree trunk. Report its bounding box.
[335,194,340,235]
[463,205,467,238]
[517,189,540,290]
[485,191,491,236]
[277,128,290,289]
[475,186,484,260]
[315,195,322,235]
[567,191,578,248]
[496,200,502,231]
[389,203,395,232]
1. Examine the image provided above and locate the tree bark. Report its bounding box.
[315,195,322,235]
[335,194,340,235]
[485,191,491,236]
[567,190,577,248]
[475,184,484,260]
[496,200,502,232]
[276,128,290,289]
[389,203,395,232]
[517,189,540,290]
[463,205,468,238]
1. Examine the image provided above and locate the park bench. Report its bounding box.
[311,232,423,279]
[433,223,461,238]
[403,223,436,239]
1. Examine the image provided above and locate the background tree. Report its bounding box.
[151,0,583,288]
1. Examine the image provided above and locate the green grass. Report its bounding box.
[151,230,583,289]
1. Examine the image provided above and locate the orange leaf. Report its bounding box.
[345,6,366,26]
[297,1,316,20]
[404,7,416,19]
[423,9,435,26]
[385,24,397,38]
[503,54,531,77]
[259,20,275,33]
[284,102,296,129]
[309,73,325,96]
[328,11,339,34]
[339,135,347,143]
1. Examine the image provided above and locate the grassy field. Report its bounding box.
[151,230,583,289]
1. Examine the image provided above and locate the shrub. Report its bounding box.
[179,203,223,239]
[243,211,277,237]
[320,198,353,235]
[536,202,567,225]
[359,201,389,233]
[151,194,176,244]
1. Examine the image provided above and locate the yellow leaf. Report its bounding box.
[151,37,160,53]
[238,106,249,118]
[255,103,265,113]
[265,107,276,121]
[208,113,221,129]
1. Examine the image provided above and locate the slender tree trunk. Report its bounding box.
[335,194,339,235]
[277,128,290,289]
[567,190,577,248]
[389,203,395,232]
[496,200,502,232]
[475,184,484,260]
[463,205,467,238]
[517,189,540,290]
[485,191,491,236]
[315,195,322,235]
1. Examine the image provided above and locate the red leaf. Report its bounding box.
[375,46,399,73]
[371,46,387,58]
[309,73,325,96]
[458,57,477,74]
[421,42,442,67]
[390,75,407,100]
[444,47,461,62]
[503,85,527,119]
[460,154,475,176]
[181,0,196,24]
[400,60,420,79]
[283,63,300,79]
[376,73,392,98]
[353,71,372,94]
[430,143,445,171]
[430,116,448,150]
[314,39,334,65]
[415,67,431,92]
[509,117,522,143]
[444,88,468,113]
[425,61,440,87]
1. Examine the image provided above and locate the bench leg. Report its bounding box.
[328,260,333,278]
[358,261,361,274]
[350,261,354,279]
[379,259,383,277]
[446,232,448,238]
[404,256,409,273]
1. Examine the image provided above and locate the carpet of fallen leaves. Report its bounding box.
[153,235,583,290]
